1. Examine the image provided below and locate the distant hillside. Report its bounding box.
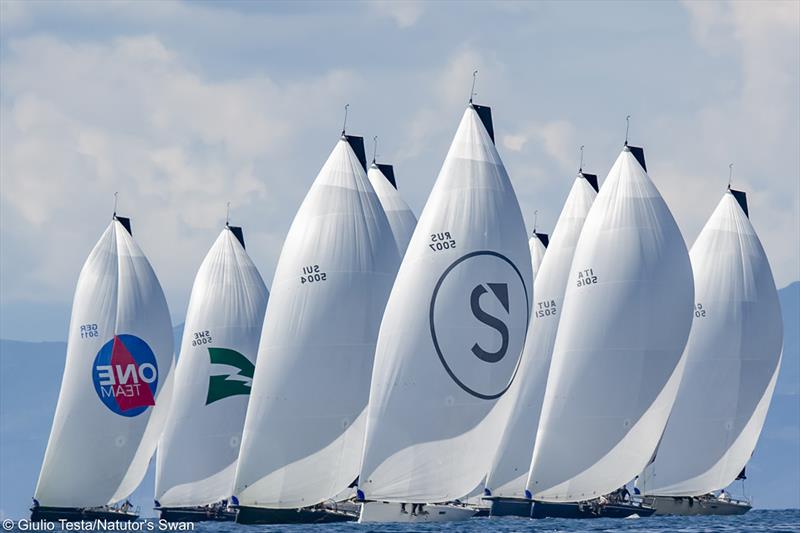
[0,287,797,519]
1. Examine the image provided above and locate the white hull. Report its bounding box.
[358,501,476,523]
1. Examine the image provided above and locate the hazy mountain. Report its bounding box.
[0,287,797,518]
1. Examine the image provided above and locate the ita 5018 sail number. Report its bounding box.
[576,268,598,287]
[301,265,327,284]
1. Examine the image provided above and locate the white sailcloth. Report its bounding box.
[359,105,532,503]
[528,147,694,501]
[529,233,548,281]
[155,227,268,507]
[35,218,174,508]
[368,163,417,255]
[485,173,597,499]
[233,136,400,508]
[641,190,783,496]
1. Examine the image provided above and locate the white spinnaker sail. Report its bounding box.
[485,174,597,499]
[641,190,783,496]
[528,147,693,501]
[368,163,417,255]
[35,219,174,507]
[155,227,268,507]
[233,137,400,508]
[529,233,548,281]
[359,105,532,503]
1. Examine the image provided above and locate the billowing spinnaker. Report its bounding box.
[233,137,400,508]
[155,227,268,507]
[359,105,532,503]
[641,190,783,496]
[485,174,597,498]
[528,147,693,501]
[35,219,174,507]
[529,232,548,281]
[368,163,417,255]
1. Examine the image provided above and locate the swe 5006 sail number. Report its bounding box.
[192,330,212,346]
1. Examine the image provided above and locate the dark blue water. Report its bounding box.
[179,510,799,532]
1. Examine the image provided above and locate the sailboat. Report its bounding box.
[32,213,175,522]
[231,126,401,524]
[357,99,532,523]
[639,187,783,515]
[154,223,269,521]
[367,149,417,256]
[526,142,694,519]
[529,229,549,281]
[484,168,598,518]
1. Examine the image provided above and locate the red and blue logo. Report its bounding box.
[92,334,159,417]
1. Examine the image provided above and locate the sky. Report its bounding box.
[1,0,798,341]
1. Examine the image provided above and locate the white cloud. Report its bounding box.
[0,34,360,308]
[368,0,425,28]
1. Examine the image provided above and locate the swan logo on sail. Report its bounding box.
[430,250,529,400]
[92,334,158,417]
[206,347,255,405]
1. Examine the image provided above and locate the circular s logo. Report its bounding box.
[92,334,159,417]
[430,251,529,399]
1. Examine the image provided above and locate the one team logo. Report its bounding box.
[206,347,255,405]
[430,250,529,399]
[92,334,159,417]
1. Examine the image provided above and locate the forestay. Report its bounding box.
[368,163,417,255]
[156,226,269,507]
[233,136,400,508]
[641,190,783,496]
[359,104,532,503]
[35,218,174,508]
[485,173,597,499]
[528,147,693,501]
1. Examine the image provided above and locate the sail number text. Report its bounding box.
[576,268,598,287]
[429,232,456,252]
[80,323,99,339]
[535,299,557,318]
[192,330,212,346]
[301,265,327,284]
[695,303,707,318]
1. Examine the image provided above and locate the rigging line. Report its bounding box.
[469,70,478,103]
[341,104,350,136]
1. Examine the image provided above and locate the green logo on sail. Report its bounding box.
[206,347,255,405]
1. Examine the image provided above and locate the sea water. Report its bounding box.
[6,510,799,532]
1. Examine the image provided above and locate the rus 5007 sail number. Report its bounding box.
[429,232,456,251]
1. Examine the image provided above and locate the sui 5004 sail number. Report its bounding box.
[429,232,456,252]
[576,268,598,287]
[301,265,327,284]
[192,330,212,346]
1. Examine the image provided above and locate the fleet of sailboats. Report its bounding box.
[30,91,785,524]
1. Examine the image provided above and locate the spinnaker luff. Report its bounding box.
[155,225,268,519]
[485,169,598,515]
[233,132,400,524]
[640,188,782,514]
[358,102,531,522]
[528,145,693,502]
[33,216,174,521]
